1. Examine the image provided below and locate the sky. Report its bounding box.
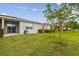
[0,3,49,23]
[0,3,78,23]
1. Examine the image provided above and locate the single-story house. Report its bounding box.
[0,15,52,36]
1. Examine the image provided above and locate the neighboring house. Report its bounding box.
[43,23,54,30]
[0,15,52,36]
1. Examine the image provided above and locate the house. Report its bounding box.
[0,15,52,36]
[43,23,54,30]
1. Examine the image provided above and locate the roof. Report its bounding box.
[43,23,53,26]
[0,14,43,25]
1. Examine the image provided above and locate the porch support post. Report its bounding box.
[1,18,4,29]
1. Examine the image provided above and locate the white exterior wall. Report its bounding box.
[19,21,42,34]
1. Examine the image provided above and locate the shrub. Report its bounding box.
[38,29,53,33]
[0,29,4,38]
[44,30,51,33]
[38,29,43,33]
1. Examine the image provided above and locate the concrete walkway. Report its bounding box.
[4,34,19,37]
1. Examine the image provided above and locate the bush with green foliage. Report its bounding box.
[44,29,52,33]
[38,29,52,33]
[65,21,78,30]
[38,29,43,33]
[0,29,4,38]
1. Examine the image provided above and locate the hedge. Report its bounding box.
[0,29,4,38]
[38,29,52,33]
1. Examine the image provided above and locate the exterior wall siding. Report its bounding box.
[19,21,42,34]
[44,25,51,30]
[0,15,53,37]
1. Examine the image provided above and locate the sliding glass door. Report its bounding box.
[7,23,17,33]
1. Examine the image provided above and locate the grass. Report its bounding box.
[0,30,79,56]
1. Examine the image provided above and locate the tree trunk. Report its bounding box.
[42,24,45,33]
[59,25,63,40]
[50,24,53,32]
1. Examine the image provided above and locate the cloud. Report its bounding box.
[32,8,46,12]
[40,8,46,12]
[0,13,8,15]
[32,8,37,12]
[16,6,27,10]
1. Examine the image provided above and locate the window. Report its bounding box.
[26,26,32,29]
[30,27,32,29]
[26,26,29,29]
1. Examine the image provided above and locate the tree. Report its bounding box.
[68,3,79,21]
[65,20,78,30]
[43,3,55,32]
[67,3,79,30]
[43,3,72,40]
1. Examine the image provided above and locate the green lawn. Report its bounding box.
[0,30,79,56]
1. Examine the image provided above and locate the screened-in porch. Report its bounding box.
[0,19,2,29]
[0,18,20,34]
